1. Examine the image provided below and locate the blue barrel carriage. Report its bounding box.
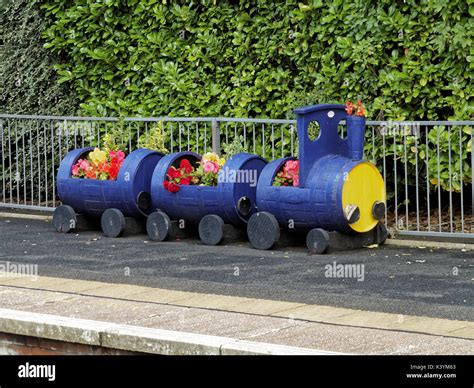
[247,104,387,253]
[147,151,267,245]
[54,147,163,237]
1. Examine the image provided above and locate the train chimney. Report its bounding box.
[346,115,366,160]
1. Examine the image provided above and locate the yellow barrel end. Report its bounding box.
[342,161,386,233]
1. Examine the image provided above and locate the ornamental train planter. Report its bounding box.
[247,104,388,253]
[147,151,267,245]
[54,147,163,237]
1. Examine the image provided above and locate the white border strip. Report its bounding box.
[0,212,52,220]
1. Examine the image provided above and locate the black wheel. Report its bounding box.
[306,228,330,254]
[101,208,125,238]
[146,211,171,242]
[53,205,77,233]
[199,214,224,245]
[247,211,280,250]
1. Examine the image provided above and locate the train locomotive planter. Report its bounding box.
[247,104,388,253]
[52,103,387,254]
[147,151,267,245]
[54,147,163,237]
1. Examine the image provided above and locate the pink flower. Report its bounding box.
[109,150,125,163]
[71,164,80,176]
[284,160,299,177]
[293,174,299,187]
[202,161,219,174]
[79,159,90,171]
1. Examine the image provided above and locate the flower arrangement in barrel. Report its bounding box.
[70,124,169,181]
[72,148,125,180]
[273,159,299,187]
[164,152,226,193]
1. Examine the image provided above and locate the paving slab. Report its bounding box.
[323,311,413,327]
[167,293,254,310]
[0,287,74,309]
[1,276,473,340]
[84,284,159,299]
[0,276,107,293]
[0,285,472,355]
[222,299,306,315]
[388,316,473,338]
[445,326,474,339]
[0,276,62,287]
[272,304,356,321]
[244,321,474,355]
[125,289,196,304]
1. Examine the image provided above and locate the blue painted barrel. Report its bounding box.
[57,147,163,218]
[256,104,386,234]
[151,151,266,225]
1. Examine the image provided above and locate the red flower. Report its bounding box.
[180,177,191,185]
[164,158,195,192]
[345,101,354,115]
[356,100,365,117]
[85,169,96,179]
[106,163,120,180]
[167,167,180,179]
[346,100,366,117]
[180,159,193,174]
[168,182,180,193]
[164,179,180,193]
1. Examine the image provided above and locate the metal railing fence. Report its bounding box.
[0,114,472,239]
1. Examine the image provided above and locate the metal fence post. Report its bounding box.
[212,118,220,155]
[471,126,474,226]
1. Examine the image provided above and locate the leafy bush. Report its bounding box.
[137,122,169,153]
[365,124,472,193]
[40,0,472,120]
[222,135,247,157]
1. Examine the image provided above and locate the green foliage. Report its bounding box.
[138,122,169,153]
[222,135,247,157]
[193,164,218,186]
[365,124,472,193]
[40,0,472,120]
[0,0,79,115]
[102,129,126,152]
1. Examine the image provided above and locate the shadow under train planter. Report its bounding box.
[54,147,163,237]
[247,104,388,253]
[147,151,266,245]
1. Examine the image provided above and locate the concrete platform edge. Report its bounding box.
[0,308,341,356]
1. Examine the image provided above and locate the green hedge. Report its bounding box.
[40,0,473,120]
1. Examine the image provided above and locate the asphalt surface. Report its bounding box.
[0,217,472,321]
